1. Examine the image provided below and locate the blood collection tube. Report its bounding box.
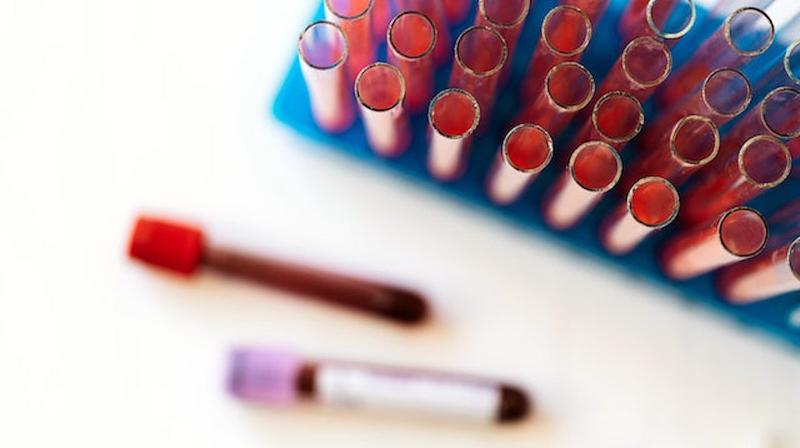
[618,0,696,45]
[127,216,428,324]
[475,0,531,82]
[640,68,751,150]
[228,347,531,423]
[355,63,410,157]
[657,7,774,106]
[542,141,623,230]
[427,88,481,181]
[569,91,644,152]
[298,21,355,133]
[324,0,376,82]
[449,26,507,132]
[442,0,471,23]
[560,0,610,25]
[521,6,592,100]
[387,11,437,113]
[515,62,596,137]
[398,0,451,63]
[718,236,800,304]
[624,115,719,190]
[371,0,392,39]
[680,135,791,226]
[660,207,768,280]
[486,124,554,205]
[599,177,680,255]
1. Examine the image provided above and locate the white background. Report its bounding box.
[2,0,800,447]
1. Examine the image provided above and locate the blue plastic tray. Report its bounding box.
[273,0,800,350]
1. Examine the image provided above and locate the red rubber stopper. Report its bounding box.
[128,216,205,275]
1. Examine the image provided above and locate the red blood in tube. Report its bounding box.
[630,181,678,226]
[506,126,551,171]
[431,89,480,137]
[573,145,620,190]
[720,209,768,257]
[595,94,643,142]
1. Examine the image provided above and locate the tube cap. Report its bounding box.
[227,347,304,406]
[128,216,205,275]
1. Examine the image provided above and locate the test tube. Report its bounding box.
[619,0,696,45]
[427,88,481,181]
[753,40,800,94]
[624,115,719,190]
[475,0,531,82]
[569,91,644,152]
[640,68,751,150]
[371,0,392,40]
[398,0,451,63]
[658,7,775,106]
[719,236,800,304]
[521,6,592,100]
[325,0,376,82]
[600,177,680,255]
[660,207,768,280]
[449,26,508,131]
[355,63,410,157]
[486,124,555,205]
[680,135,791,226]
[542,141,623,230]
[560,0,610,25]
[228,347,531,423]
[515,62,596,137]
[387,11,437,113]
[128,216,428,324]
[442,0,472,23]
[298,21,355,133]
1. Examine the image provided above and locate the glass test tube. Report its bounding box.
[542,141,623,230]
[560,0,610,25]
[680,135,791,226]
[486,124,555,205]
[387,11,438,113]
[427,88,481,181]
[476,0,531,82]
[449,26,508,132]
[442,0,472,23]
[640,68,751,150]
[660,207,768,280]
[371,0,392,39]
[355,63,410,157]
[658,7,775,106]
[521,6,592,100]
[753,40,800,94]
[600,177,680,255]
[719,236,800,304]
[298,21,356,133]
[569,91,644,152]
[619,0,696,45]
[325,0,376,82]
[398,0,451,63]
[515,62,596,137]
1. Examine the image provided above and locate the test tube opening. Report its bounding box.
[542,6,593,57]
[702,68,752,118]
[355,63,406,112]
[760,87,800,139]
[622,36,672,88]
[719,207,768,258]
[785,41,800,85]
[299,21,348,71]
[479,0,530,29]
[455,26,508,77]
[570,141,623,192]
[737,135,791,188]
[629,177,680,228]
[547,62,596,112]
[388,11,437,60]
[503,124,554,174]
[592,92,645,143]
[646,0,696,40]
[671,115,720,166]
[429,89,481,139]
[325,0,373,19]
[724,7,774,57]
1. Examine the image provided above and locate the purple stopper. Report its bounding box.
[227,347,304,406]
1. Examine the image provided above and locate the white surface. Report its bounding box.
[1,0,800,447]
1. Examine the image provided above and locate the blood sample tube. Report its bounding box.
[475,0,531,82]
[640,68,751,150]
[324,0,376,82]
[521,6,592,101]
[371,0,392,40]
[680,135,791,226]
[127,216,428,324]
[449,26,507,132]
[619,0,696,45]
[515,62,596,137]
[228,347,531,423]
[624,115,719,190]
[542,141,623,230]
[387,11,437,113]
[660,207,768,280]
[560,0,610,25]
[355,63,410,157]
[427,88,481,181]
[569,91,644,152]
[398,0,451,63]
[298,21,355,133]
[442,0,471,23]
[719,236,800,304]
[600,177,680,255]
[486,124,554,205]
[658,7,774,106]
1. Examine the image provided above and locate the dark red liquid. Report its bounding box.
[630,179,678,226]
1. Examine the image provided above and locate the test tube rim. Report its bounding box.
[501,123,555,174]
[324,0,375,20]
[387,11,438,61]
[591,90,645,144]
[453,25,509,78]
[717,207,768,258]
[736,134,791,189]
[541,5,593,57]
[298,21,349,71]
[784,40,800,86]
[669,114,720,167]
[428,88,482,140]
[354,62,407,112]
[645,0,696,40]
[626,176,680,229]
[758,86,800,139]
[568,140,623,193]
[545,61,596,112]
[701,68,752,118]
[621,35,673,88]
[722,7,775,58]
[790,237,800,282]
[478,0,531,29]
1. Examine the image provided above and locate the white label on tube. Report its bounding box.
[316,364,501,422]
